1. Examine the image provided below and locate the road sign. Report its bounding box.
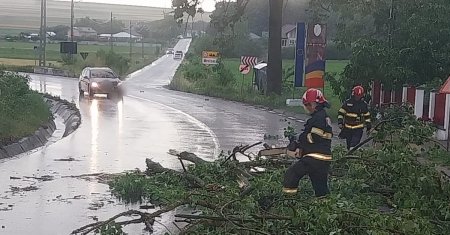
[241,56,258,66]
[239,64,250,75]
[202,51,219,65]
[203,51,219,58]
[80,52,89,61]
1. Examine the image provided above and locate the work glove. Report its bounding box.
[366,124,372,133]
[287,140,299,152]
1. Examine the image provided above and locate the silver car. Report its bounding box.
[79,67,121,98]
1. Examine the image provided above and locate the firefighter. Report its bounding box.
[283,88,333,197]
[338,85,372,150]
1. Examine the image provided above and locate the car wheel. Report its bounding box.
[88,86,95,98]
[78,84,83,95]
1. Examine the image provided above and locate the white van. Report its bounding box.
[174,51,183,60]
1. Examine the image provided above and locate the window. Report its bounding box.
[289,39,296,46]
[282,39,287,47]
[90,69,117,79]
[81,69,88,79]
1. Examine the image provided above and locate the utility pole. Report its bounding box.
[141,35,144,59]
[110,12,113,51]
[129,21,132,59]
[71,0,74,42]
[39,0,47,67]
[267,0,283,95]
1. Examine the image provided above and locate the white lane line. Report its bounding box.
[127,95,220,157]
[296,119,306,123]
[287,117,296,120]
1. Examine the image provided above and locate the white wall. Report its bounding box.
[414,89,425,118]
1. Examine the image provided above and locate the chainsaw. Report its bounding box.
[258,140,303,158]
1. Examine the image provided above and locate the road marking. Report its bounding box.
[127,95,220,157]
[296,119,306,123]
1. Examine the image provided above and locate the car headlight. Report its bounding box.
[91,82,99,88]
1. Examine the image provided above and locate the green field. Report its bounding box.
[0,0,209,30]
[0,41,159,62]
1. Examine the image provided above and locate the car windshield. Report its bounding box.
[90,69,117,79]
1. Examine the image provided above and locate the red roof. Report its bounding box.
[440,76,450,94]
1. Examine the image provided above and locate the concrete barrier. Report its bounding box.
[0,96,81,158]
[0,148,10,159]
[3,143,24,157]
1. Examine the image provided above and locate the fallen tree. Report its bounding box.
[73,106,450,234]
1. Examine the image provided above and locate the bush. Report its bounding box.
[0,72,51,145]
[0,64,34,73]
[212,62,235,86]
[96,50,130,76]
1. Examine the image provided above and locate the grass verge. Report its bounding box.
[0,71,51,145]
[169,56,347,120]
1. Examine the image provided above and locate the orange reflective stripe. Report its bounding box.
[307,133,314,143]
[310,127,333,139]
[282,188,298,194]
[345,113,358,118]
[345,124,364,129]
[305,153,333,161]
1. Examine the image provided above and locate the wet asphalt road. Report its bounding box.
[0,39,307,234]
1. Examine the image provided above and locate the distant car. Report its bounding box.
[79,67,121,98]
[174,51,183,60]
[177,35,184,39]
[166,48,174,54]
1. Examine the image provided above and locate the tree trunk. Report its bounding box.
[184,16,190,37]
[267,0,283,95]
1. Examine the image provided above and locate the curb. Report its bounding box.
[0,95,81,159]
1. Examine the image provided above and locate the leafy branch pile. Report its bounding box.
[74,106,450,235]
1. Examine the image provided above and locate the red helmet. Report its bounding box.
[352,86,365,97]
[302,88,327,105]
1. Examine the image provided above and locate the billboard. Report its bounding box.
[304,23,327,88]
[294,22,306,87]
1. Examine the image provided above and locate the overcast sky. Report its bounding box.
[71,0,216,11]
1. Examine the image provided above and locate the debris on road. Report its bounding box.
[54,157,79,162]
[10,185,39,193]
[24,175,54,182]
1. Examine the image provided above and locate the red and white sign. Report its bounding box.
[241,56,258,66]
[239,64,251,75]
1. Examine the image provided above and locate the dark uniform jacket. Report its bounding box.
[297,106,333,161]
[338,98,371,129]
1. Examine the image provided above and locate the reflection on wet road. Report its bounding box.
[0,39,304,234]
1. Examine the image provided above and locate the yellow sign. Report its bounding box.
[202,51,219,58]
